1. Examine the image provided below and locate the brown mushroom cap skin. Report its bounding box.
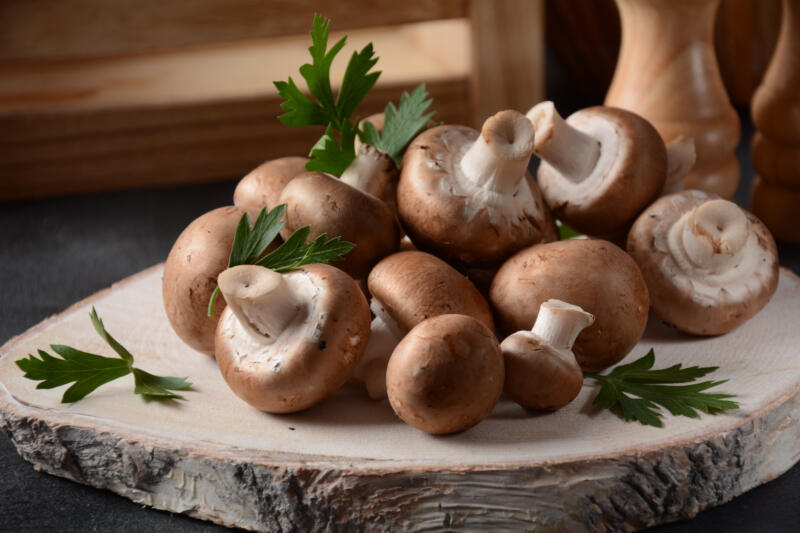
[215,263,370,413]
[536,106,667,236]
[627,190,779,335]
[386,314,504,434]
[501,332,583,411]
[489,239,650,372]
[163,205,249,355]
[367,251,494,333]
[398,125,558,268]
[279,171,401,280]
[233,156,309,212]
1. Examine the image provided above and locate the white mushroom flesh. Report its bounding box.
[340,144,394,198]
[353,297,406,399]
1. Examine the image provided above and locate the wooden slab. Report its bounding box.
[1,265,800,531]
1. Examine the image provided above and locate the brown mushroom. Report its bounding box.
[386,314,504,434]
[627,190,779,335]
[163,206,254,355]
[501,299,594,411]
[353,251,494,399]
[214,263,370,413]
[233,156,309,212]
[490,239,649,372]
[397,110,557,269]
[527,101,669,236]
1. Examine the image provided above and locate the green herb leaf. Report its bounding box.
[359,84,435,166]
[275,13,380,173]
[16,308,191,403]
[558,221,583,240]
[584,349,738,428]
[132,368,191,401]
[258,229,355,273]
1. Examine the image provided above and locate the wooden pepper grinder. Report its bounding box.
[605,0,741,199]
[751,0,800,244]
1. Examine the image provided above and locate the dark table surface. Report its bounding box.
[2,106,800,532]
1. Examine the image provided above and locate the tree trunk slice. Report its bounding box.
[1,264,800,532]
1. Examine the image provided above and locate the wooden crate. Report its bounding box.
[0,0,545,202]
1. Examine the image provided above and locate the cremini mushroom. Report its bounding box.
[163,206,256,355]
[490,239,649,372]
[501,299,594,411]
[627,190,779,335]
[278,146,401,280]
[233,156,309,212]
[527,101,670,236]
[353,251,494,399]
[214,263,370,413]
[397,110,557,269]
[386,314,504,434]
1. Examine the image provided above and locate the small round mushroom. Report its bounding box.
[527,101,668,236]
[386,314,504,434]
[353,251,494,399]
[501,299,594,411]
[627,190,779,335]
[233,156,309,212]
[490,239,650,372]
[397,110,557,269]
[163,206,254,355]
[215,263,370,413]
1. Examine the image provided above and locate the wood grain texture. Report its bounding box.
[2,264,800,531]
[0,0,467,60]
[605,0,741,199]
[469,0,545,125]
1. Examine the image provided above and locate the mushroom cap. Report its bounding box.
[537,106,667,236]
[627,190,779,335]
[215,263,370,413]
[367,250,494,333]
[163,205,249,355]
[500,331,584,411]
[386,314,504,434]
[489,239,650,372]
[398,125,558,268]
[233,156,309,212]
[279,171,401,279]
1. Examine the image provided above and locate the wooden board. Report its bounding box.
[3,264,799,531]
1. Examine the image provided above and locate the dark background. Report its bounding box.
[2,50,799,533]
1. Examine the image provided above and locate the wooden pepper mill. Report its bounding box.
[605,0,741,199]
[751,0,800,244]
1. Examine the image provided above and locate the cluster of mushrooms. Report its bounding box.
[162,101,780,435]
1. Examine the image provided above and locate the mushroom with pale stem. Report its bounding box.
[627,190,779,335]
[233,156,309,212]
[528,101,694,237]
[353,251,494,399]
[397,110,557,269]
[386,314,504,434]
[501,299,594,411]
[490,239,649,372]
[163,205,262,355]
[214,263,370,413]
[278,146,401,281]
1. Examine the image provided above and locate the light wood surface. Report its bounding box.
[606,0,741,199]
[2,264,800,531]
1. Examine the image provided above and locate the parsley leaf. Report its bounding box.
[584,349,738,428]
[16,308,191,403]
[207,205,355,315]
[359,84,435,166]
[557,221,583,240]
[274,13,380,175]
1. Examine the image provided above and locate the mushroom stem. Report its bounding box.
[354,298,406,399]
[531,299,595,352]
[678,199,749,274]
[459,110,536,195]
[340,144,396,198]
[527,101,601,183]
[217,265,299,341]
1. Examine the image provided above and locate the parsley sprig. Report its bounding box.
[584,349,739,427]
[275,14,380,175]
[207,204,355,315]
[16,308,191,403]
